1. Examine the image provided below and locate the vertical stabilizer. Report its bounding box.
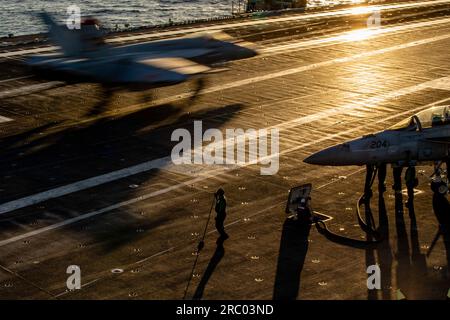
[39,12,85,57]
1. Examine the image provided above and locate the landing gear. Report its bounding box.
[431,177,448,195]
[430,161,449,195]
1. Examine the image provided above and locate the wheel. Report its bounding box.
[438,183,449,195]
[431,179,448,194]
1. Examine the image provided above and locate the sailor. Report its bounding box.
[446,160,450,183]
[378,163,387,193]
[444,108,450,124]
[364,164,375,198]
[405,166,418,208]
[214,188,228,240]
[247,0,256,11]
[392,166,403,193]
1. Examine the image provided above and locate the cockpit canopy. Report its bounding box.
[389,105,450,131]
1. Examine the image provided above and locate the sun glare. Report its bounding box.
[340,28,377,42]
[347,6,372,15]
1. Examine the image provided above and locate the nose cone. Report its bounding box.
[237,41,259,59]
[304,144,352,166]
[304,148,336,165]
[224,41,259,60]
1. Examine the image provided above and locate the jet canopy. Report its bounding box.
[389,105,450,131]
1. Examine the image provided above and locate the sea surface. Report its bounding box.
[0,0,385,37]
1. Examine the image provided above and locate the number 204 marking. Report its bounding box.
[370,140,388,149]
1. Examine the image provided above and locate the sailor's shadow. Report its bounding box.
[432,194,450,280]
[192,237,226,300]
[394,192,429,299]
[394,192,412,295]
[364,193,392,299]
[273,218,311,300]
[374,193,393,300]
[408,202,427,276]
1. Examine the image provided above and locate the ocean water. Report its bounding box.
[0,0,374,37]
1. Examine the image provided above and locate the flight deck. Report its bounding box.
[0,0,449,300]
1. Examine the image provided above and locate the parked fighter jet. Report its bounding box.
[304,105,450,193]
[26,13,258,90]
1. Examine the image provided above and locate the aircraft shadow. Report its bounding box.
[0,102,243,254]
[273,218,311,300]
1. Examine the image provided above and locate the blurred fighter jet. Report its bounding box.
[304,105,450,193]
[26,13,258,91]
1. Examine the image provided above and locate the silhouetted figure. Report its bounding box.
[214,188,228,239]
[192,237,225,300]
[447,160,450,182]
[364,164,375,198]
[392,166,403,193]
[378,163,387,193]
[405,166,417,208]
[247,0,256,11]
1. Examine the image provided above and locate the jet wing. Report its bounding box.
[27,54,80,67]
[27,54,210,86]
[112,44,213,60]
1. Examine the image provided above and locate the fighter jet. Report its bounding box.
[304,105,450,193]
[26,13,258,91]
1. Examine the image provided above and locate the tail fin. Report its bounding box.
[39,12,84,57]
[39,12,58,29]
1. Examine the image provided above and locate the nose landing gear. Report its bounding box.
[430,161,449,195]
